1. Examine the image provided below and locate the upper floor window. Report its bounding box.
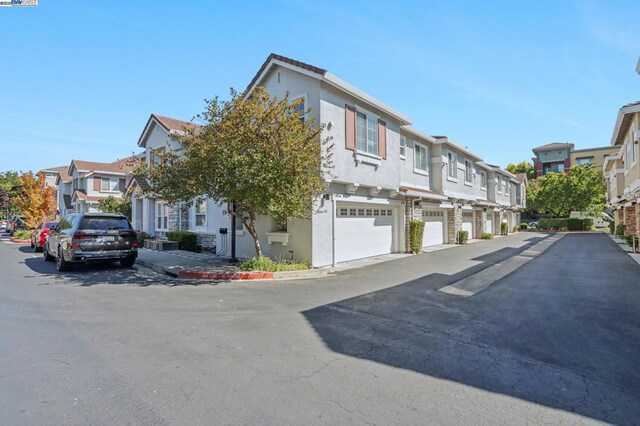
[447,151,458,179]
[100,177,118,192]
[151,148,164,168]
[464,160,473,184]
[356,111,378,155]
[627,138,636,167]
[414,143,428,173]
[480,171,487,189]
[400,136,407,159]
[497,175,502,194]
[293,96,305,123]
[195,200,206,227]
[505,179,510,195]
[576,157,594,165]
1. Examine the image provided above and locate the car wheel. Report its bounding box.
[120,257,136,268]
[56,246,72,272]
[43,244,54,261]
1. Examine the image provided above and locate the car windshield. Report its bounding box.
[45,221,58,228]
[79,217,132,231]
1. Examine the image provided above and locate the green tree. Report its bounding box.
[506,161,536,180]
[526,164,605,217]
[10,172,56,230]
[97,196,132,220]
[134,86,334,257]
[0,171,20,191]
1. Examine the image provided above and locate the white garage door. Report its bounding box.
[335,204,395,263]
[462,212,474,236]
[423,210,445,247]
[485,218,493,234]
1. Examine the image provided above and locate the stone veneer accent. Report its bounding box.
[474,210,485,239]
[447,204,462,244]
[493,211,502,235]
[624,205,637,237]
[616,208,624,227]
[196,233,216,250]
[404,197,422,252]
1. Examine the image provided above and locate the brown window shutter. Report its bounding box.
[93,177,101,191]
[378,119,387,159]
[119,178,126,192]
[345,104,356,151]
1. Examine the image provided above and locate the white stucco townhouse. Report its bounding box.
[130,53,526,267]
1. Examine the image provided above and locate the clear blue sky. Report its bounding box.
[1,0,639,173]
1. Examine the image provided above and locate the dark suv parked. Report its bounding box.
[44,213,139,272]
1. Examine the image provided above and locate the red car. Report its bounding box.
[31,220,59,252]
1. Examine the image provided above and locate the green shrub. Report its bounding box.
[456,230,469,245]
[238,256,309,272]
[480,232,494,240]
[608,221,615,234]
[567,218,594,231]
[166,230,197,252]
[512,225,519,233]
[538,218,568,230]
[615,224,626,238]
[623,234,636,248]
[13,230,31,240]
[501,222,509,235]
[409,220,425,254]
[520,223,528,230]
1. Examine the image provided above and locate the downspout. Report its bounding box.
[331,194,336,268]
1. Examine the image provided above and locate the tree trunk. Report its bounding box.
[244,211,262,258]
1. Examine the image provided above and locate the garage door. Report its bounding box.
[335,204,395,263]
[423,210,445,247]
[462,211,474,236]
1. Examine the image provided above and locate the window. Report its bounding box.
[100,177,118,192]
[627,140,636,167]
[400,136,407,158]
[447,151,458,179]
[576,157,594,165]
[156,201,168,230]
[358,208,364,216]
[293,96,305,123]
[195,200,206,227]
[356,111,378,155]
[234,218,244,231]
[339,207,348,216]
[414,143,428,173]
[151,148,164,168]
[505,179,510,195]
[464,160,473,184]
[497,175,502,194]
[480,171,487,189]
[366,209,373,216]
[349,208,356,216]
[373,209,380,216]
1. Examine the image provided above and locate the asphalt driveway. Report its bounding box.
[1,232,638,425]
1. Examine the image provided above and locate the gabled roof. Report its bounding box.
[432,136,483,161]
[515,173,527,183]
[137,113,201,147]
[39,165,67,174]
[532,142,574,153]
[68,156,139,177]
[245,53,413,125]
[610,101,640,146]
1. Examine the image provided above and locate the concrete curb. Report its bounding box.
[135,257,331,281]
[9,238,30,244]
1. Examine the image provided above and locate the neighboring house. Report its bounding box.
[58,157,138,215]
[128,114,220,249]
[604,101,640,238]
[54,166,73,218]
[132,54,526,267]
[38,165,67,217]
[532,142,617,177]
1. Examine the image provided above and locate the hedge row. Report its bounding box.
[166,230,198,252]
[538,218,594,231]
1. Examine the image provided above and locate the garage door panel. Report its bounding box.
[462,212,474,236]
[335,204,395,263]
[423,210,445,247]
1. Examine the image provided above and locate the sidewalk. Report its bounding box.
[135,248,331,281]
[607,233,640,266]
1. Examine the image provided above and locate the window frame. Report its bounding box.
[400,135,407,159]
[155,201,169,231]
[447,151,458,180]
[413,142,429,175]
[194,200,207,229]
[480,171,487,189]
[291,93,308,124]
[355,108,379,156]
[464,160,473,185]
[101,177,110,191]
